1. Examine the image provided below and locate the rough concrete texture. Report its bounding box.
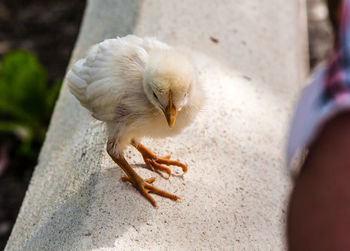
[6,0,308,250]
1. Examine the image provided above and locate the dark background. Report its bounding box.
[0,0,332,249]
[0,0,85,249]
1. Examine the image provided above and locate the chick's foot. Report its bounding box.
[121,176,180,207]
[132,141,188,177]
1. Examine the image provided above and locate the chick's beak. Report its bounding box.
[164,90,177,128]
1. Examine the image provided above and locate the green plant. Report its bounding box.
[0,50,61,156]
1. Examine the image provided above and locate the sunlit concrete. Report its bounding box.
[6,0,308,250]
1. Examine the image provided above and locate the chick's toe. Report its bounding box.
[133,141,188,177]
[121,176,181,208]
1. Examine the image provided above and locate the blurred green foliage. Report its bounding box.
[0,50,61,156]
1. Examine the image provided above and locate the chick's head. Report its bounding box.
[143,49,196,128]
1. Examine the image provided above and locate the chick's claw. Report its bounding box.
[161,155,171,160]
[121,176,156,184]
[147,159,172,178]
[121,176,181,208]
[154,157,188,174]
[133,142,188,176]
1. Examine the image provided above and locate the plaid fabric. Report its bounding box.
[323,0,350,102]
[287,0,350,174]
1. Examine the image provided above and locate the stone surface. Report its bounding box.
[6,0,308,250]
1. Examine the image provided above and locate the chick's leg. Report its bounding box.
[107,142,180,208]
[131,140,188,177]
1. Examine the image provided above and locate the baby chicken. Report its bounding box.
[67,35,203,207]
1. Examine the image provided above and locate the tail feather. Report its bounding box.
[66,59,90,108]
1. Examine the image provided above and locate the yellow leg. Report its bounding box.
[131,140,188,177]
[107,144,180,208]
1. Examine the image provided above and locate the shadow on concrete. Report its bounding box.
[19,165,153,250]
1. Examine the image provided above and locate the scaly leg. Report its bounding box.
[107,143,180,207]
[131,139,188,177]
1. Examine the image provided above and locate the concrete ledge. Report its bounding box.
[6,0,308,250]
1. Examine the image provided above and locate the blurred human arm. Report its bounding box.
[288,112,350,251]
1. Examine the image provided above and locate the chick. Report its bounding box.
[67,35,203,207]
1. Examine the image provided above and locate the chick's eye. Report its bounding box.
[153,91,158,100]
